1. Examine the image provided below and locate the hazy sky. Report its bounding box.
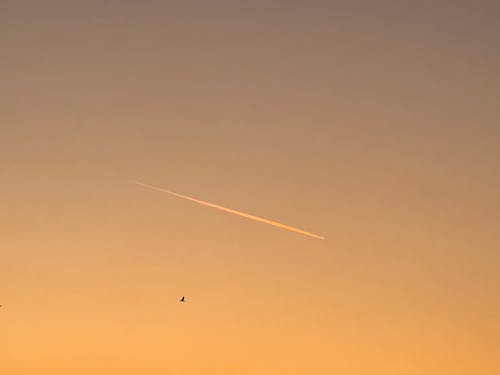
[1,1,500,374]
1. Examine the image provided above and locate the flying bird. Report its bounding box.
[131,180,324,239]
[180,296,185,302]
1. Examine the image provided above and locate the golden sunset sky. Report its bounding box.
[1,1,499,374]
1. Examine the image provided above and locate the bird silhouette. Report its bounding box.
[180,296,185,302]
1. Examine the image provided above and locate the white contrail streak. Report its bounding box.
[132,181,325,240]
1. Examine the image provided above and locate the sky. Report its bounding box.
[1,1,499,374]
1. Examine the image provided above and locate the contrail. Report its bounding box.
[132,181,325,240]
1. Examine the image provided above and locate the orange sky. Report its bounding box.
[1,1,500,374]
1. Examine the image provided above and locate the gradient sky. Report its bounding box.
[1,1,500,374]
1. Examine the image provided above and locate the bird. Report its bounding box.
[179,296,185,302]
